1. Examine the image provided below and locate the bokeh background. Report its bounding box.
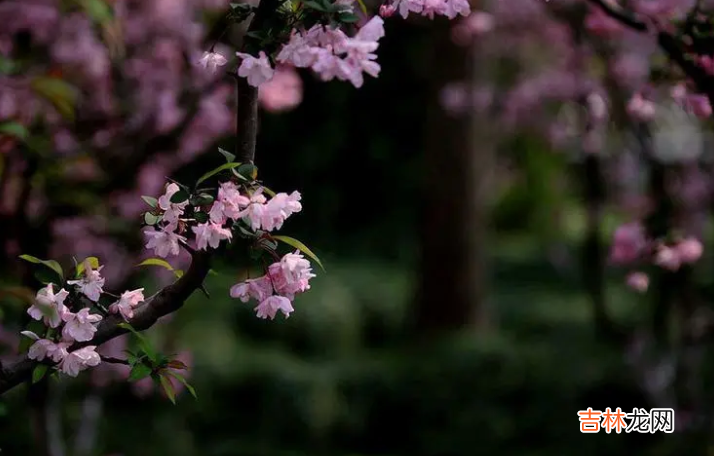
[1,0,714,455]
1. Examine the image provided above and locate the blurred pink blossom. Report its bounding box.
[258,65,303,113]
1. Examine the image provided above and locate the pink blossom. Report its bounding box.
[67,264,105,302]
[157,183,189,228]
[260,191,303,232]
[109,288,145,321]
[379,4,397,17]
[626,93,656,122]
[28,284,70,328]
[197,51,228,73]
[144,227,186,258]
[192,222,233,250]
[609,223,647,265]
[696,55,714,76]
[254,295,294,320]
[236,51,274,87]
[585,6,625,36]
[684,94,712,119]
[230,275,273,303]
[59,346,101,377]
[654,245,681,271]
[626,272,649,293]
[676,237,703,264]
[268,251,316,300]
[209,181,250,224]
[61,308,103,342]
[21,331,69,363]
[258,65,303,113]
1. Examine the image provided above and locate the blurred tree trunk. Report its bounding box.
[414,19,493,334]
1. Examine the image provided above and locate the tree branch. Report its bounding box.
[0,0,268,398]
[586,0,713,99]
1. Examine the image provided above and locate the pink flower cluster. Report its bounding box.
[383,0,470,20]
[609,222,704,293]
[230,251,315,320]
[21,262,145,377]
[232,16,386,89]
[144,181,303,258]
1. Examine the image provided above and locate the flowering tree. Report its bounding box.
[0,6,471,451]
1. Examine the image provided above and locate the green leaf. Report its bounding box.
[117,323,158,363]
[339,12,359,23]
[355,0,368,14]
[0,56,16,74]
[170,190,189,204]
[261,186,277,197]
[159,374,176,404]
[143,212,161,225]
[236,163,258,181]
[190,194,214,207]
[76,257,99,277]
[303,1,327,11]
[30,77,77,121]
[174,269,184,279]
[196,162,241,186]
[18,255,64,281]
[166,370,197,399]
[77,0,113,23]
[32,365,49,384]
[193,211,209,223]
[208,269,219,276]
[141,196,158,208]
[128,363,152,382]
[272,235,325,271]
[0,121,28,140]
[218,147,236,163]
[136,257,175,271]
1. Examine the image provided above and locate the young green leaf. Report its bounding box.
[159,374,177,404]
[196,162,242,186]
[29,77,78,121]
[143,212,161,225]
[18,255,64,281]
[190,194,214,207]
[339,12,359,23]
[303,0,327,11]
[218,147,236,163]
[166,370,197,399]
[136,258,175,271]
[193,211,209,223]
[236,163,258,181]
[170,190,189,204]
[272,235,325,271]
[141,196,158,208]
[0,121,28,140]
[128,363,152,382]
[32,365,49,384]
[76,257,100,277]
[355,0,368,14]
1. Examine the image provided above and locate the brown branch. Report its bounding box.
[234,0,280,164]
[586,0,712,99]
[0,0,270,398]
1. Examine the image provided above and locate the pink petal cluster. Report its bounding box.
[236,51,275,87]
[67,264,106,302]
[23,282,105,377]
[654,237,703,272]
[626,93,656,122]
[27,284,70,328]
[258,65,304,113]
[109,288,145,321]
[609,222,647,265]
[626,272,649,293]
[389,0,470,20]
[230,251,315,320]
[240,188,303,232]
[671,83,713,119]
[276,16,385,88]
[192,222,233,250]
[198,51,228,73]
[144,183,191,258]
